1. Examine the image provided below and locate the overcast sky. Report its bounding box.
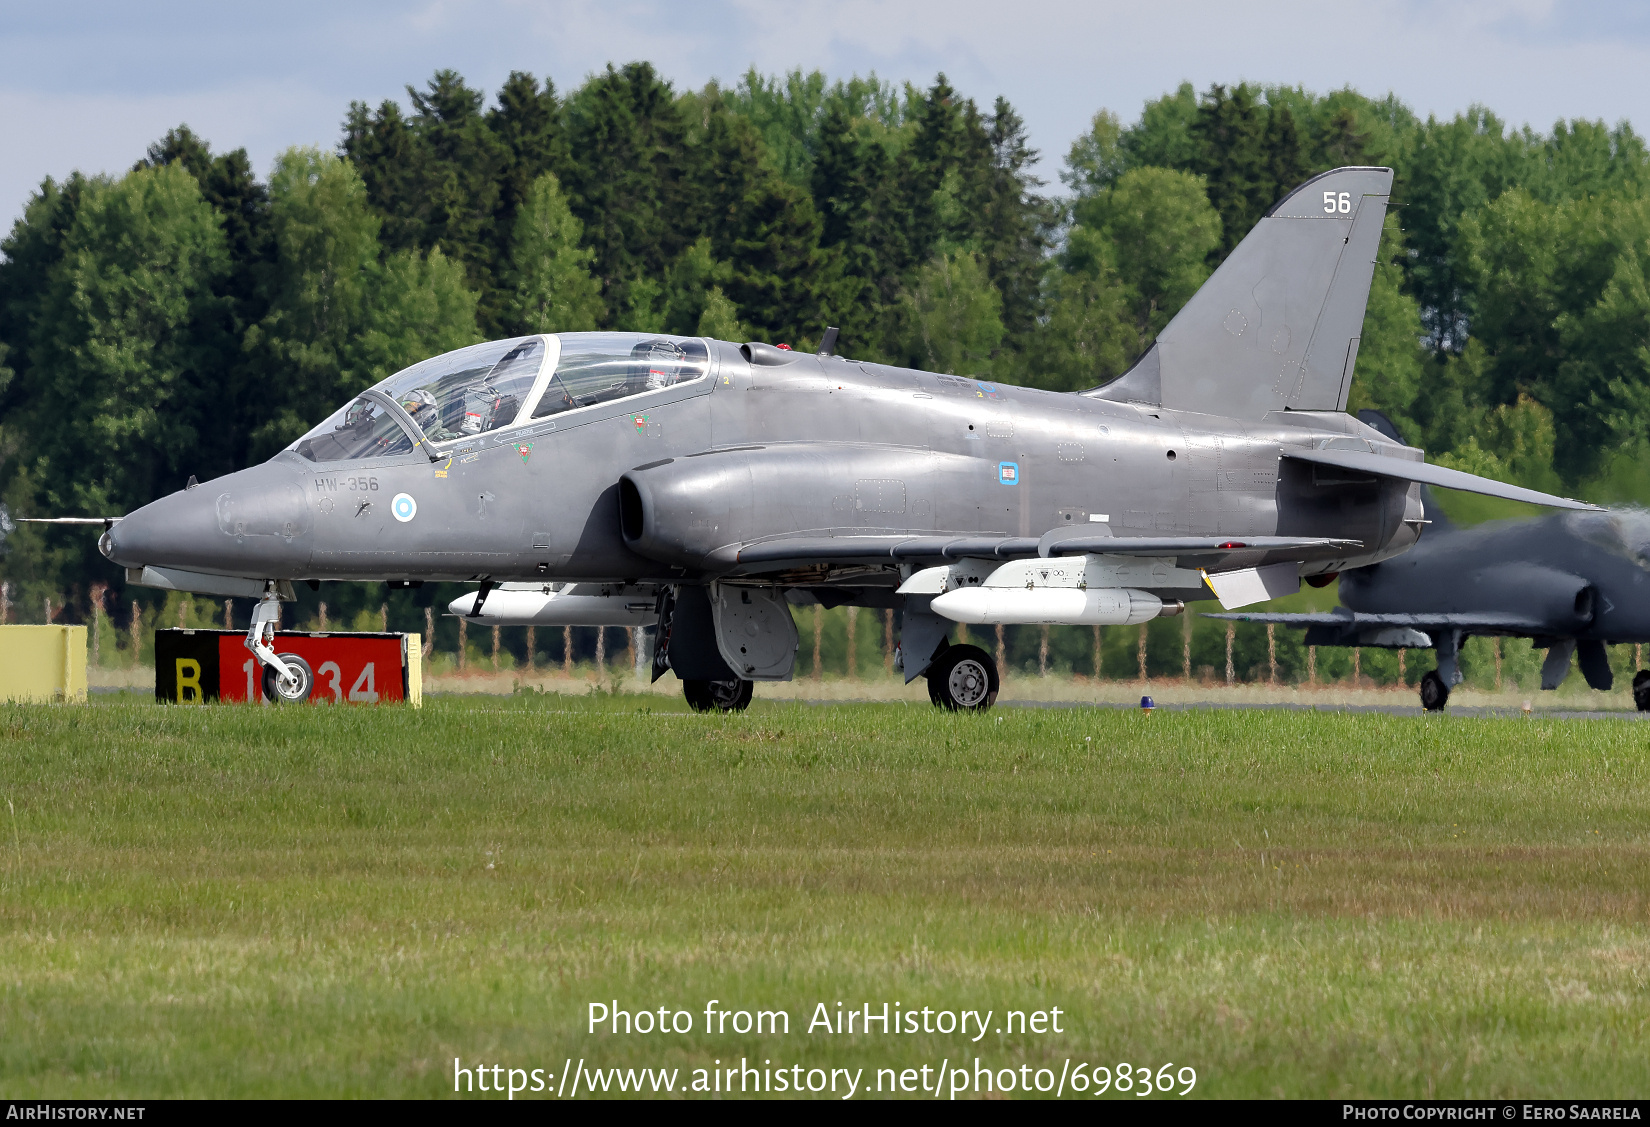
[3,1,1649,228]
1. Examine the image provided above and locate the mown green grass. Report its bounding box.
[1,693,1647,1098]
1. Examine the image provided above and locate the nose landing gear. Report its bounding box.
[245,585,312,703]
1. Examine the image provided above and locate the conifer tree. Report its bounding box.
[1191,83,1271,257]
[899,76,974,271]
[725,180,826,346]
[341,97,429,254]
[487,72,565,246]
[342,72,508,330]
[1262,105,1309,210]
[1315,105,1371,168]
[561,63,695,321]
[980,97,1055,344]
[809,99,895,353]
[405,72,509,307]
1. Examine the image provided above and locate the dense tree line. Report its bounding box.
[4,65,1650,681]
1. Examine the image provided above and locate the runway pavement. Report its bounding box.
[998,698,1649,719]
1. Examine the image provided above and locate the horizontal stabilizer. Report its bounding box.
[1281,447,1600,510]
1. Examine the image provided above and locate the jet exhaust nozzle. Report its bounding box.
[930,586,1165,626]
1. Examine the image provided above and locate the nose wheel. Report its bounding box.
[927,644,999,712]
[683,678,753,713]
[262,654,314,703]
[244,586,312,703]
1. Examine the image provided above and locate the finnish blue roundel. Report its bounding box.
[391,492,418,522]
[998,461,1019,485]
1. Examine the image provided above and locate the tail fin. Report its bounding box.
[1091,166,1394,420]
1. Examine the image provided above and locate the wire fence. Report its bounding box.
[4,579,1616,693]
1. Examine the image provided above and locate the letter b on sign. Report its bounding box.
[176,658,203,703]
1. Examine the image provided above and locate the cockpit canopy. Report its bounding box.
[291,333,711,462]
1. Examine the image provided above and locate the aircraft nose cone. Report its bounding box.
[105,466,314,578]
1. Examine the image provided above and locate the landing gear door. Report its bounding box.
[711,584,798,681]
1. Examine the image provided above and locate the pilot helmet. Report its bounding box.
[403,388,438,414]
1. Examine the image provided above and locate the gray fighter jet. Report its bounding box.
[95,167,1598,711]
[1210,413,1650,712]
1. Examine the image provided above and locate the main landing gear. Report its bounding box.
[1633,670,1650,713]
[1419,670,1450,712]
[1420,630,1464,712]
[927,644,1000,712]
[683,678,754,713]
[246,587,313,703]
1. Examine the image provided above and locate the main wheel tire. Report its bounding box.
[1419,669,1450,712]
[683,678,754,713]
[1633,670,1650,712]
[927,644,999,712]
[262,654,314,703]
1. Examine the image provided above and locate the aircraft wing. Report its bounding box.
[733,534,1359,568]
[1033,533,1360,558]
[1281,448,1600,510]
[1205,610,1549,633]
[734,535,1038,565]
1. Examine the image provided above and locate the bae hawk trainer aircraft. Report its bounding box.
[1210,413,1650,712]
[96,167,1600,711]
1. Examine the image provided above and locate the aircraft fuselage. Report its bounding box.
[104,340,1423,594]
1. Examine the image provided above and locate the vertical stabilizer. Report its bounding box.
[1091,166,1393,420]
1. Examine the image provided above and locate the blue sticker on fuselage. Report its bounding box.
[999,461,1019,485]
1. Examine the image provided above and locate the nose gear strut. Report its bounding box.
[245,584,302,697]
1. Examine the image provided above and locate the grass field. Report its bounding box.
[2,693,1648,1099]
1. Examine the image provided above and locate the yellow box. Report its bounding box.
[0,625,88,703]
[404,632,422,709]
